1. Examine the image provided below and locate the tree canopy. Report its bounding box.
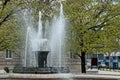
[0,0,25,51]
[0,0,58,51]
[64,0,120,55]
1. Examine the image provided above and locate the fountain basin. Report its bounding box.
[13,67,69,74]
[13,51,69,74]
[0,73,119,80]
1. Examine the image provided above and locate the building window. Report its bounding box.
[6,50,12,59]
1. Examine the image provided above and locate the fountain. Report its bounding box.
[13,3,69,74]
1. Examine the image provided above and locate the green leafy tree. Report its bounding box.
[0,0,26,51]
[0,0,58,51]
[64,0,120,73]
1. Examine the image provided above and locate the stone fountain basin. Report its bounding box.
[0,73,119,80]
[13,67,70,74]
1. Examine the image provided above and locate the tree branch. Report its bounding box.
[93,4,106,19]
[88,14,120,31]
[0,10,13,26]
[2,0,10,10]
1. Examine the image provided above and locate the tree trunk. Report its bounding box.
[81,51,86,73]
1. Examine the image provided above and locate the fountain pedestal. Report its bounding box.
[36,51,48,68]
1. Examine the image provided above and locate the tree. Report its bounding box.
[0,0,58,51]
[64,0,120,73]
[0,0,27,51]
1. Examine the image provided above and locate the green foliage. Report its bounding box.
[0,0,60,51]
[0,0,25,51]
[64,0,120,55]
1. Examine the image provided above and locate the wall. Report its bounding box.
[0,51,22,69]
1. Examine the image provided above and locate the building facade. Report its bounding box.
[0,50,22,69]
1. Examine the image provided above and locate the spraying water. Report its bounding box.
[48,3,66,68]
[22,3,66,69]
[23,11,44,67]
